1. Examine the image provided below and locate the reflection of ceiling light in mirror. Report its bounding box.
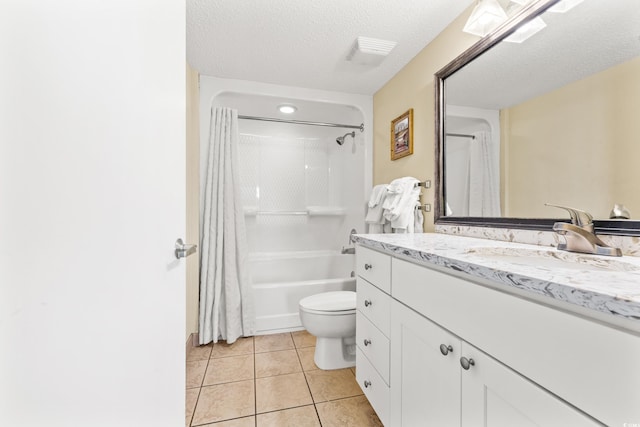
[463,0,509,37]
[504,16,547,43]
[510,0,584,13]
[278,105,297,114]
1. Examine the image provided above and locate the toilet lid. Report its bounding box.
[299,291,356,312]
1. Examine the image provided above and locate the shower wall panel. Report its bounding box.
[200,78,372,333]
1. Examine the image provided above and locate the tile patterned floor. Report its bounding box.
[185,331,383,427]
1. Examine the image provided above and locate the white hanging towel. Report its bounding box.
[393,207,423,234]
[383,177,420,232]
[365,184,389,233]
[414,207,424,233]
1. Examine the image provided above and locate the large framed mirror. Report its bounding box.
[435,0,640,235]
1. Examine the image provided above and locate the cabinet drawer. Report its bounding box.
[356,346,390,426]
[356,311,390,385]
[356,245,391,293]
[357,278,390,337]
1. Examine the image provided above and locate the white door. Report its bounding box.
[0,1,186,426]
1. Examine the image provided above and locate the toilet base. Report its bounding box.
[313,335,356,370]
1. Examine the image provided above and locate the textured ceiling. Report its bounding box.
[187,0,474,95]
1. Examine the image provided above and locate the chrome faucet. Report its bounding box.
[546,204,622,257]
[341,229,357,254]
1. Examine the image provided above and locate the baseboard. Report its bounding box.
[185,332,199,349]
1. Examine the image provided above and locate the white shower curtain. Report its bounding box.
[199,107,255,345]
[468,131,501,217]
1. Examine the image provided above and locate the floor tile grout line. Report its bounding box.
[187,386,203,427]
[254,335,258,427]
[193,332,374,426]
[294,339,324,426]
[200,352,255,388]
[188,345,212,427]
[254,346,304,380]
[254,402,320,416]
[190,339,259,426]
[191,414,254,427]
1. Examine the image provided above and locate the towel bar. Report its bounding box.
[414,180,431,189]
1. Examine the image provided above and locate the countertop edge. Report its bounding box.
[353,235,640,328]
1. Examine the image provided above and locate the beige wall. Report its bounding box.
[373,5,477,231]
[186,63,200,340]
[503,56,640,219]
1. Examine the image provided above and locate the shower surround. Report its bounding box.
[200,77,372,334]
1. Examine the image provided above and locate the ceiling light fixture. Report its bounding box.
[462,0,508,37]
[278,104,297,114]
[346,36,397,66]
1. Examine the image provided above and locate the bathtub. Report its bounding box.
[250,250,356,334]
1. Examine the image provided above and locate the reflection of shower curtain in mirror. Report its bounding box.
[468,131,501,216]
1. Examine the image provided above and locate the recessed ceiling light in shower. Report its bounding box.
[278,104,297,114]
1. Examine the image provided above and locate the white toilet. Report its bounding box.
[299,291,357,370]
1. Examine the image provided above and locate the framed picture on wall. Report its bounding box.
[390,109,413,160]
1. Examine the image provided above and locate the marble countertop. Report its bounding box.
[353,233,640,324]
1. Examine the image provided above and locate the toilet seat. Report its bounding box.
[299,291,356,315]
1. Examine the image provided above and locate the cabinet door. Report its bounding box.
[390,300,461,427]
[460,342,602,427]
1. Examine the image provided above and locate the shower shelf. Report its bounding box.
[307,206,346,216]
[243,207,346,217]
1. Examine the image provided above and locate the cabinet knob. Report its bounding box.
[439,344,453,356]
[364,299,372,307]
[460,357,475,370]
[364,263,372,270]
[364,339,372,346]
[363,380,372,388]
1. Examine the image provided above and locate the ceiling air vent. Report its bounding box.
[346,36,397,66]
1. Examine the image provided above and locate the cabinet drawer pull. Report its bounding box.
[460,357,475,370]
[363,380,372,388]
[364,299,372,307]
[364,339,371,346]
[439,344,453,356]
[364,263,373,270]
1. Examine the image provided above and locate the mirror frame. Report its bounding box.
[434,0,640,236]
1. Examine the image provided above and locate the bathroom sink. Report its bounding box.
[463,247,640,272]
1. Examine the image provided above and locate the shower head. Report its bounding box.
[336,131,356,146]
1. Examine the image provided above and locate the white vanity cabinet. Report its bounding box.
[390,299,599,426]
[392,256,639,427]
[354,243,640,427]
